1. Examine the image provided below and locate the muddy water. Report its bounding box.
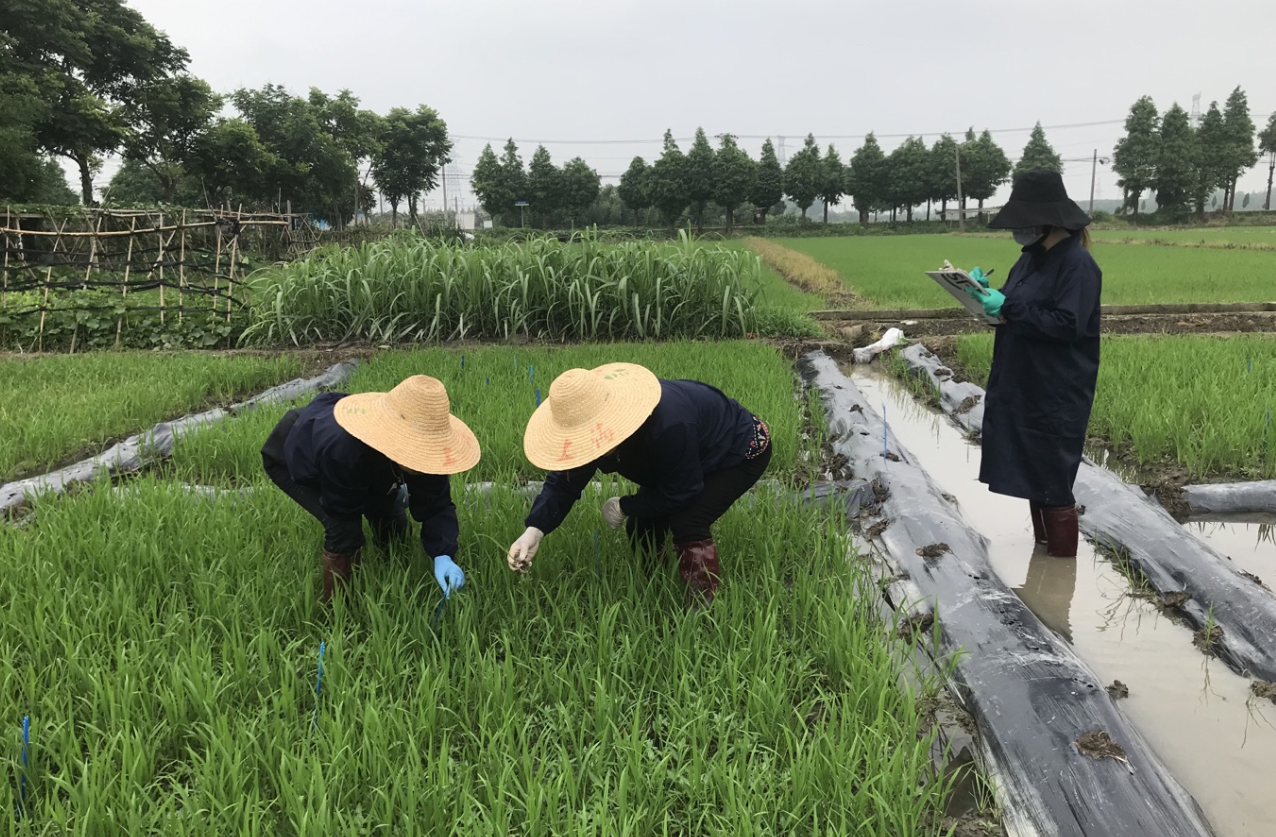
[847,366,1276,837]
[1185,520,1276,591]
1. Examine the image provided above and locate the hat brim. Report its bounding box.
[988,198,1092,230]
[523,363,662,471]
[334,392,481,475]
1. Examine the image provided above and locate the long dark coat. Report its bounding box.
[979,234,1102,506]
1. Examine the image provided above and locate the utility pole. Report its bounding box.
[1266,149,1275,211]
[1088,151,1111,217]
[954,146,966,233]
[441,162,449,227]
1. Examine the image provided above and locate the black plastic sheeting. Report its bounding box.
[902,343,1276,683]
[0,361,359,518]
[800,350,1215,837]
[1182,480,1276,517]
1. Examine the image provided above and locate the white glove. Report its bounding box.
[508,527,544,572]
[602,497,627,530]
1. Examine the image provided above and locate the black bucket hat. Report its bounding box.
[987,168,1091,230]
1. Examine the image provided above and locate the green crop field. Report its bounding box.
[1090,226,1276,248]
[955,333,1276,480]
[0,342,955,835]
[0,352,304,482]
[780,235,1276,309]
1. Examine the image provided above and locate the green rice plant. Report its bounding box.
[169,342,805,487]
[0,474,954,835]
[781,234,1276,309]
[0,352,304,482]
[240,230,771,346]
[742,237,857,306]
[1090,226,1276,249]
[956,333,1276,480]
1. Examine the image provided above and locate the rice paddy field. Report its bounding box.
[779,234,1276,309]
[1090,225,1276,248]
[0,341,958,835]
[955,333,1276,481]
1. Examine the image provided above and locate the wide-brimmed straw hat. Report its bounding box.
[988,168,1092,230]
[523,363,662,470]
[334,375,480,475]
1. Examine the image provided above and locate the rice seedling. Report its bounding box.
[742,237,858,307]
[781,235,1276,309]
[0,471,953,834]
[169,342,805,487]
[0,352,304,482]
[240,230,766,346]
[956,333,1276,480]
[1089,226,1276,249]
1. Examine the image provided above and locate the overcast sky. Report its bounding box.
[118,0,1276,212]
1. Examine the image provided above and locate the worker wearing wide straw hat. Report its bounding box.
[506,362,773,609]
[963,168,1102,559]
[260,376,481,603]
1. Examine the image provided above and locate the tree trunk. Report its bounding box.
[823,202,829,224]
[926,200,931,222]
[940,198,947,221]
[75,153,94,205]
[906,204,913,223]
[1266,162,1274,211]
[859,209,868,225]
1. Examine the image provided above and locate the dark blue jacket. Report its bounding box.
[979,234,1102,504]
[525,379,756,533]
[285,392,459,556]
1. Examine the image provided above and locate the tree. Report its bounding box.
[784,134,822,219]
[526,146,561,227]
[499,139,528,225]
[0,70,54,202]
[684,128,716,233]
[1193,103,1228,217]
[186,118,276,208]
[1259,114,1276,211]
[1112,96,1160,216]
[558,157,601,223]
[884,137,929,222]
[371,105,452,223]
[847,133,887,223]
[818,145,845,224]
[750,139,784,224]
[1221,86,1258,212]
[712,135,755,231]
[1015,122,1063,175]
[122,75,220,203]
[1154,104,1198,218]
[649,130,689,227]
[310,88,387,218]
[927,134,960,221]
[470,143,513,223]
[961,130,1012,216]
[617,157,653,226]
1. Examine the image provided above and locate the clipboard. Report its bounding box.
[925,263,1002,325]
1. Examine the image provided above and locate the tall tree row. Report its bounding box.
[470,140,602,228]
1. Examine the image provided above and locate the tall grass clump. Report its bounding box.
[241,230,764,345]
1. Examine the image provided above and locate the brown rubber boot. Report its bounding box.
[321,548,360,603]
[1029,501,1047,545]
[676,538,720,610]
[1042,506,1079,558]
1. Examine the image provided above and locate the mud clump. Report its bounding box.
[1241,570,1268,589]
[953,394,982,416]
[1160,591,1190,609]
[917,543,950,560]
[1193,623,1224,654]
[1106,680,1130,700]
[1075,728,1129,763]
[1250,680,1276,705]
[884,451,901,462]
[849,404,863,414]
[865,519,890,540]
[898,610,935,641]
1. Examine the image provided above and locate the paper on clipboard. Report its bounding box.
[925,261,1002,325]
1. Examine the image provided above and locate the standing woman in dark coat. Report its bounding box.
[965,169,1102,558]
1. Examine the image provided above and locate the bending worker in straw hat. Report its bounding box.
[963,168,1102,559]
[260,376,481,603]
[506,363,772,608]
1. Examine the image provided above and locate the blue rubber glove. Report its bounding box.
[433,555,465,597]
[969,266,990,288]
[964,287,1005,317]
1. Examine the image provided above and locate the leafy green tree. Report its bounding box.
[28,157,78,204]
[927,134,960,220]
[1015,122,1063,175]
[470,143,512,223]
[818,144,845,224]
[0,71,53,202]
[499,139,528,217]
[1259,114,1276,211]
[784,134,822,219]
[527,145,561,228]
[1221,86,1258,212]
[1112,96,1160,216]
[684,128,716,233]
[122,75,220,203]
[186,118,276,208]
[617,156,653,226]
[558,157,601,223]
[712,135,755,231]
[847,132,887,223]
[372,105,452,223]
[1193,103,1228,217]
[1154,103,1199,217]
[961,129,1012,216]
[750,139,784,224]
[884,137,929,222]
[309,88,386,213]
[649,130,689,227]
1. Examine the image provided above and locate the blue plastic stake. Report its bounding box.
[594,531,601,579]
[486,376,490,387]
[309,642,325,737]
[1248,358,1252,374]
[461,354,465,369]
[431,595,447,630]
[883,403,889,458]
[529,364,534,384]
[15,715,29,819]
[536,388,541,407]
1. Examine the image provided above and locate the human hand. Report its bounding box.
[433,555,465,596]
[508,527,544,572]
[602,497,626,530]
[976,288,1005,317]
[969,266,990,288]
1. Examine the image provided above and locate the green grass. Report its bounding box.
[955,334,1276,480]
[713,241,827,312]
[0,352,305,482]
[1090,226,1276,248]
[170,342,807,487]
[0,358,952,834]
[782,234,1276,309]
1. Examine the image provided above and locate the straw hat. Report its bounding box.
[333,375,480,475]
[523,363,662,470]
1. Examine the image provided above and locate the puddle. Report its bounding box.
[848,364,1276,837]
[1184,519,1275,590]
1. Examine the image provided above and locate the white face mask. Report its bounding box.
[1012,227,1044,247]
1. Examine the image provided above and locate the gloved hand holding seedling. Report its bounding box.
[601,497,626,530]
[508,526,544,572]
[433,555,465,597]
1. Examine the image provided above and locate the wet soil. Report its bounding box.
[1107,680,1130,700]
[1251,681,1276,705]
[824,311,1276,339]
[1075,729,1129,763]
